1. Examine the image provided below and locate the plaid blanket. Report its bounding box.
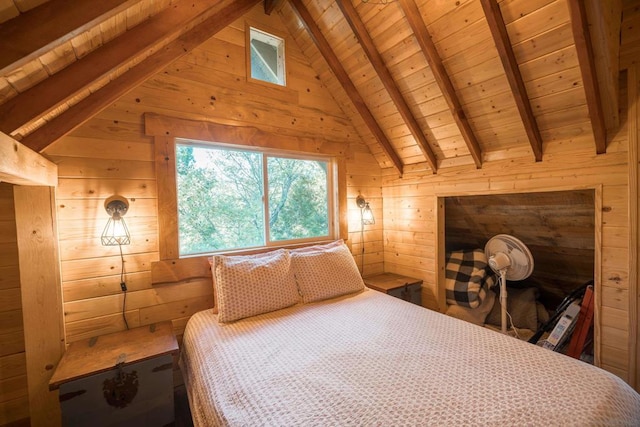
[446,249,495,308]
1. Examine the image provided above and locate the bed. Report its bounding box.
[180,241,640,426]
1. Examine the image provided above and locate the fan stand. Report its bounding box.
[498,269,508,334]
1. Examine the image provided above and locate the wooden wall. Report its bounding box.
[0,183,28,425]
[621,0,640,390]
[42,3,382,351]
[382,116,631,381]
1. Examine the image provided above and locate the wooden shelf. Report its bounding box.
[364,273,423,306]
[364,273,422,293]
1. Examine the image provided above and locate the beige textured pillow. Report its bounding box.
[291,243,365,303]
[446,289,496,326]
[214,249,300,323]
[289,239,344,254]
[209,257,218,314]
[486,287,539,331]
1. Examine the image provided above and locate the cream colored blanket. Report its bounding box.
[180,289,640,426]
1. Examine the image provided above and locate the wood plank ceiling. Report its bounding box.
[0,0,621,175]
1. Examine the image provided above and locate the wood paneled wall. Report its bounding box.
[43,4,382,350]
[621,0,640,391]
[382,121,631,380]
[0,183,28,425]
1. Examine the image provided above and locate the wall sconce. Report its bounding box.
[356,195,375,225]
[356,195,374,275]
[101,196,131,246]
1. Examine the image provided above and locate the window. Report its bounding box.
[175,140,335,255]
[248,27,286,86]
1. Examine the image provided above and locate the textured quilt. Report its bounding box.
[180,289,640,426]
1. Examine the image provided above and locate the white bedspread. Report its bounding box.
[180,289,640,426]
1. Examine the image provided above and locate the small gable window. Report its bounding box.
[248,26,286,86]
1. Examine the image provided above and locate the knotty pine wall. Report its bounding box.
[0,184,28,425]
[381,96,632,382]
[42,4,382,350]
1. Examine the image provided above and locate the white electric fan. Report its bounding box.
[484,234,534,334]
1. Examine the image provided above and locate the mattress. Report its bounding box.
[180,289,640,426]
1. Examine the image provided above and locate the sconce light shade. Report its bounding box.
[356,195,375,225]
[361,203,375,225]
[101,196,131,246]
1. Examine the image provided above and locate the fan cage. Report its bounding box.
[484,234,533,281]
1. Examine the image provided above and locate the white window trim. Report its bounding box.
[248,26,286,86]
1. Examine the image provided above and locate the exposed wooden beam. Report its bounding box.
[480,0,543,162]
[19,0,261,152]
[628,64,638,390]
[0,0,143,75]
[288,0,404,174]
[0,132,57,186]
[264,0,282,15]
[568,0,607,154]
[584,0,621,132]
[398,0,482,169]
[336,0,437,173]
[0,0,241,137]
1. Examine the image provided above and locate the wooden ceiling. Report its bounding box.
[0,0,626,175]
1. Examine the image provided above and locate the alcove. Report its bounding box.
[435,188,600,360]
[441,189,596,310]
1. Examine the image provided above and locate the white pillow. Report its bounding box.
[291,242,365,303]
[214,249,300,323]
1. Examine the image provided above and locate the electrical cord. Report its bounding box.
[360,209,365,274]
[118,242,129,330]
[505,308,521,339]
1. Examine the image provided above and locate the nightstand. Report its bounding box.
[49,321,179,427]
[364,273,423,306]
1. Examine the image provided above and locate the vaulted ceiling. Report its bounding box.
[0,0,626,175]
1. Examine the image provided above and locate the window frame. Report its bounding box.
[148,114,348,262]
[245,22,287,87]
[175,138,339,256]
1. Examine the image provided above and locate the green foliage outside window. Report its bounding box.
[176,142,330,255]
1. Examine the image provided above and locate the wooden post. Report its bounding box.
[436,197,446,313]
[14,186,65,426]
[629,65,639,391]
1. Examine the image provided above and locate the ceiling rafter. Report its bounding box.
[336,0,438,173]
[398,0,483,169]
[20,0,261,152]
[288,0,404,175]
[567,0,607,154]
[0,0,236,138]
[0,0,142,76]
[0,131,57,186]
[480,0,543,162]
[264,0,282,15]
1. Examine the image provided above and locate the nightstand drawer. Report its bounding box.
[59,354,174,427]
[364,273,423,306]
